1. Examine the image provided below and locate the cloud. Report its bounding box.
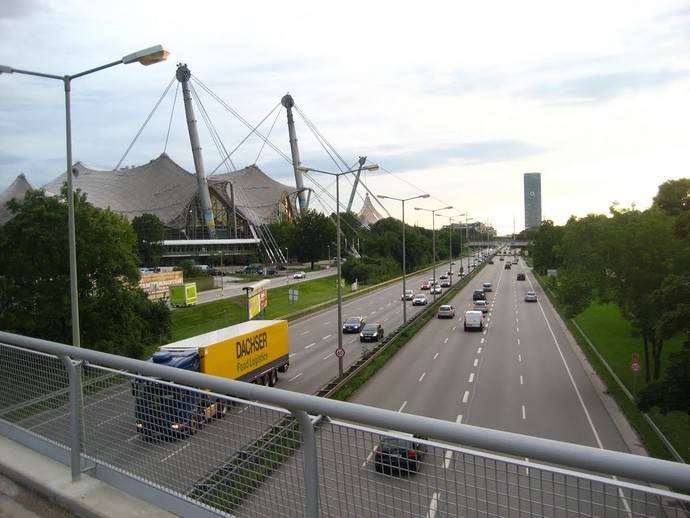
[368,140,546,173]
[517,69,688,103]
[0,0,53,19]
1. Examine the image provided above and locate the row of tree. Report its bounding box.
[0,188,171,358]
[524,179,690,413]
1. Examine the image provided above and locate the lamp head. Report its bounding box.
[296,166,310,173]
[363,164,379,172]
[0,65,13,74]
[122,45,169,66]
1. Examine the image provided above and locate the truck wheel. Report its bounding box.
[270,370,278,386]
[263,374,271,387]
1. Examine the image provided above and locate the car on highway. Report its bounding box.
[374,433,427,475]
[504,263,511,270]
[401,289,415,301]
[482,282,492,292]
[488,259,494,264]
[517,273,526,281]
[412,294,428,306]
[499,257,504,261]
[343,316,366,333]
[472,289,486,301]
[360,324,384,342]
[525,291,538,302]
[420,281,431,290]
[440,278,451,288]
[473,300,489,313]
[293,271,306,279]
[431,285,442,294]
[464,310,484,331]
[437,305,455,318]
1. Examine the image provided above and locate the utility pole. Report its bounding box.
[282,93,308,212]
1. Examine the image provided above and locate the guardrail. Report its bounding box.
[1,331,689,517]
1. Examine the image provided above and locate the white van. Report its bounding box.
[464,310,484,331]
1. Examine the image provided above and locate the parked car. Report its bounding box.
[525,291,538,302]
[517,273,526,281]
[472,289,486,301]
[464,310,484,331]
[239,265,264,274]
[412,294,428,306]
[374,434,427,475]
[473,300,489,313]
[420,281,431,290]
[482,282,492,292]
[343,316,366,333]
[437,305,455,319]
[401,289,415,301]
[293,271,306,279]
[360,324,384,342]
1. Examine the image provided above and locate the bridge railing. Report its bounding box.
[1,331,689,517]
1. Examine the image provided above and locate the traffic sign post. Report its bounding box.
[335,347,345,358]
[631,352,641,395]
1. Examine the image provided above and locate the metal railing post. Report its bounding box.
[59,356,82,481]
[290,409,320,518]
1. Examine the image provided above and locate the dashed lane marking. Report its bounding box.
[477,347,482,354]
[520,375,524,385]
[433,352,439,360]
[462,390,470,403]
[289,372,303,382]
[322,335,332,341]
[480,338,485,344]
[522,405,526,420]
[398,401,407,412]
[418,372,426,382]
[444,337,449,344]
[444,450,453,469]
[323,353,334,360]
[305,343,316,349]
[468,373,475,383]
[473,358,478,367]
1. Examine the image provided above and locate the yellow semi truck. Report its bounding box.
[134,320,289,439]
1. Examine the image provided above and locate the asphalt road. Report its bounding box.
[236,252,650,517]
[275,257,485,395]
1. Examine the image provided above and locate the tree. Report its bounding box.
[132,213,164,267]
[652,178,690,216]
[0,189,170,357]
[529,220,564,274]
[293,210,336,269]
[637,341,690,414]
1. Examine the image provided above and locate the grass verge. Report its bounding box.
[534,272,689,462]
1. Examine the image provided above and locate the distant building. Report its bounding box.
[0,174,33,225]
[523,172,542,229]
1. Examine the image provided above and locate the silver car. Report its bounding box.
[437,305,455,318]
[525,291,537,302]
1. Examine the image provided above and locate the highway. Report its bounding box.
[237,252,641,517]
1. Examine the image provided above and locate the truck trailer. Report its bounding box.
[134,320,289,439]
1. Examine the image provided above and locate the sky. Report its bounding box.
[1,0,689,235]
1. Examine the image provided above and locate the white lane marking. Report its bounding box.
[305,342,316,349]
[362,448,375,467]
[518,354,522,362]
[97,411,128,427]
[322,334,332,341]
[126,434,139,443]
[444,450,453,469]
[371,310,377,315]
[323,321,330,325]
[443,337,449,344]
[418,372,426,383]
[162,443,190,463]
[480,338,485,344]
[300,330,310,335]
[433,352,439,360]
[468,373,475,383]
[379,306,385,311]
[289,353,297,358]
[452,326,457,331]
[516,318,519,323]
[482,330,487,335]
[477,347,482,354]
[517,338,520,345]
[487,317,491,322]
[398,401,407,412]
[516,327,519,333]
[462,390,470,403]
[456,414,463,423]
[289,372,303,382]
[520,375,524,385]
[522,405,526,420]
[323,353,334,360]
[473,358,479,367]
[426,491,439,518]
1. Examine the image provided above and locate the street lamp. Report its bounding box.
[464,215,475,274]
[296,162,379,378]
[377,193,430,323]
[440,212,465,286]
[0,45,169,347]
[414,205,453,301]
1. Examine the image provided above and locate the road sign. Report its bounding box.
[632,352,640,363]
[335,347,345,358]
[288,289,299,302]
[631,362,641,373]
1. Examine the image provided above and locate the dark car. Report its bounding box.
[343,316,366,333]
[517,273,526,281]
[374,434,427,475]
[504,263,511,270]
[472,289,486,301]
[360,324,384,342]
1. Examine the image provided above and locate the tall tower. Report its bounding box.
[523,172,542,229]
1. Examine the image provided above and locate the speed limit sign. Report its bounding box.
[335,347,345,358]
